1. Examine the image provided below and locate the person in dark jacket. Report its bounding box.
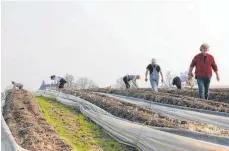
[188,43,220,100]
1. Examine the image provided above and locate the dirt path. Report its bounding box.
[3,89,73,151]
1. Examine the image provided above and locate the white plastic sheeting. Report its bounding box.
[99,93,229,130]
[35,90,229,151]
[1,90,28,151]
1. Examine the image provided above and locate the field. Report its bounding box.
[3,89,135,151]
[2,87,229,151]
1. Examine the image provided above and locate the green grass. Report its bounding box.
[36,96,133,151]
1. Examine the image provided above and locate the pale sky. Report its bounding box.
[1,0,229,91]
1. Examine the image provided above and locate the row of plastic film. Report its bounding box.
[36,90,229,151]
[1,89,28,151]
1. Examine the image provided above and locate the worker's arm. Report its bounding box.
[145,70,149,81]
[160,70,164,82]
[188,67,194,80]
[185,79,191,85]
[185,73,190,84]
[188,58,196,80]
[54,78,60,85]
[214,71,220,81]
[132,81,138,88]
[185,79,189,83]
[132,77,138,88]
[211,56,220,81]
[54,79,59,87]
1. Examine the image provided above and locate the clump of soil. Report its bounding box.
[94,89,229,113]
[64,90,229,136]
[3,89,73,151]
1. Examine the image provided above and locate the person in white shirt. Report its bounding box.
[123,75,140,89]
[12,81,23,89]
[172,72,191,89]
[50,75,67,89]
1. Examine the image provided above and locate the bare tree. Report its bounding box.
[75,77,98,89]
[65,74,74,88]
[87,78,98,89]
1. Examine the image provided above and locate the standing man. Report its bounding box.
[50,75,67,90]
[145,58,164,92]
[123,75,141,89]
[188,43,219,100]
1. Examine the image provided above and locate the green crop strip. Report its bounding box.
[36,96,134,151]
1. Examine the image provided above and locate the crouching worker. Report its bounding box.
[12,81,23,89]
[50,75,67,90]
[123,75,140,89]
[172,72,192,89]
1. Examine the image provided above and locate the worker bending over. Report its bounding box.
[172,72,193,89]
[50,75,67,90]
[123,75,140,89]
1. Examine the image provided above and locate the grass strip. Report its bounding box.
[36,96,135,151]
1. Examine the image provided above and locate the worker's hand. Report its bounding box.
[145,78,148,82]
[216,75,220,81]
[186,80,191,86]
[161,78,164,83]
[188,74,192,80]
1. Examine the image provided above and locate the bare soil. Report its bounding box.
[93,89,229,113]
[3,89,73,151]
[158,88,229,103]
[140,88,229,103]
[64,90,229,136]
[208,88,229,93]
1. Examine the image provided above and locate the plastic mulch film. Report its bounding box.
[35,90,229,151]
[98,93,229,130]
[1,89,28,151]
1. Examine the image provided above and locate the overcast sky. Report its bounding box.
[1,0,229,91]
